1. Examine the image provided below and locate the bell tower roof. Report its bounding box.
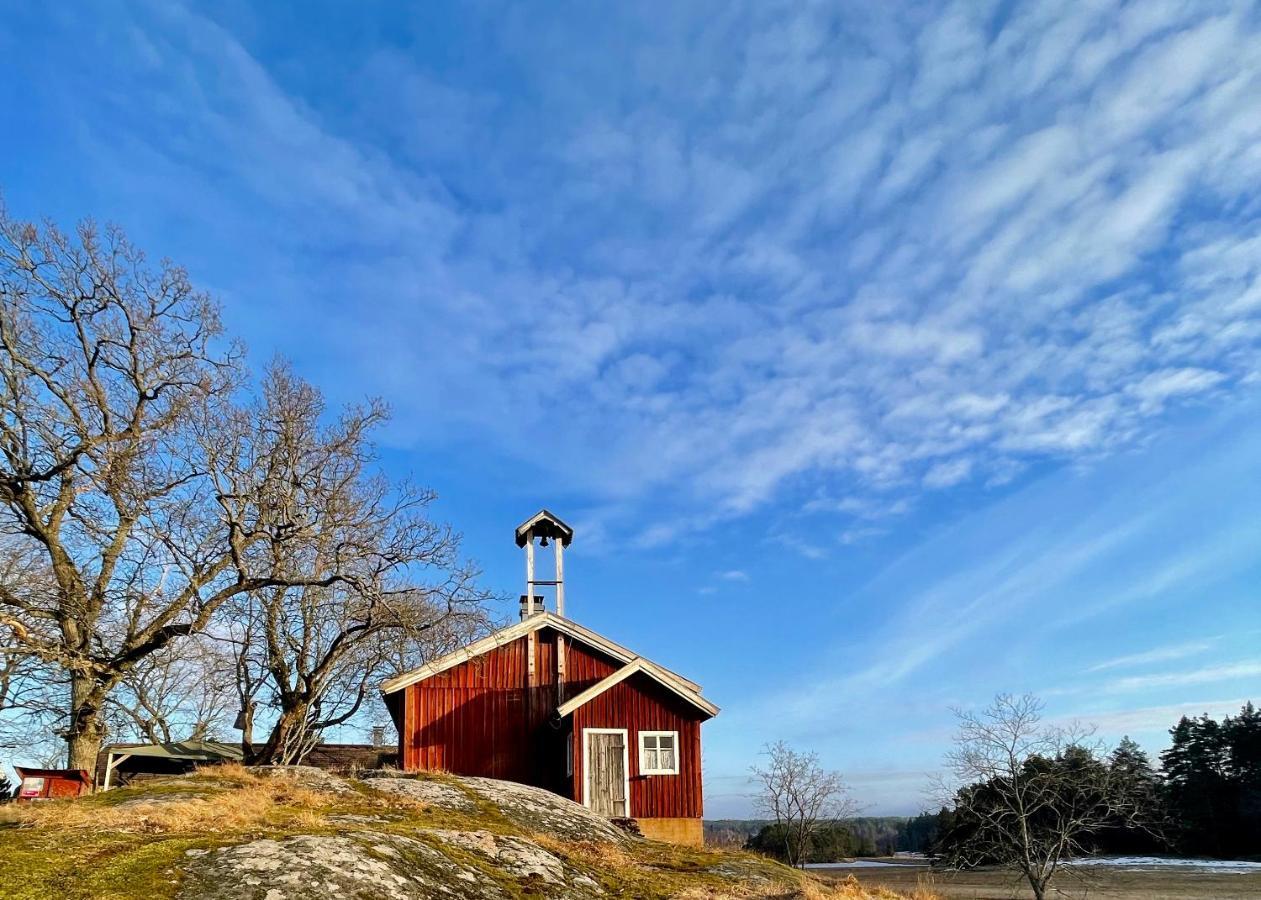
[514,509,574,548]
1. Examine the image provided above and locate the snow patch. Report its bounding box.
[1064,855,1261,874]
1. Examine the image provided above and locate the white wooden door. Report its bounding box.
[585,729,628,817]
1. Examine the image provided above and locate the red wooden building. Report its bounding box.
[382,511,719,845]
[14,766,92,801]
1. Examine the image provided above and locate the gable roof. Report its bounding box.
[515,509,574,547]
[556,657,719,719]
[379,611,702,696]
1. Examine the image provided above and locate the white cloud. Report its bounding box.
[1087,639,1216,673]
[1130,367,1227,412]
[717,569,750,582]
[28,1,1261,547]
[1050,698,1256,737]
[1106,661,1261,694]
[923,458,973,490]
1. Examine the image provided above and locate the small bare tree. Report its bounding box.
[938,694,1145,900]
[105,635,236,744]
[750,740,858,867]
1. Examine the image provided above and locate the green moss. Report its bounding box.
[78,781,230,809]
[0,827,236,900]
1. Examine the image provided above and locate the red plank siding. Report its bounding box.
[570,673,705,819]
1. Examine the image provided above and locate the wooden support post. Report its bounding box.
[101,752,131,791]
[557,633,566,704]
[526,538,536,685]
[525,538,535,614]
[554,538,565,617]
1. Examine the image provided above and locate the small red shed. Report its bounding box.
[382,510,719,846]
[14,766,92,801]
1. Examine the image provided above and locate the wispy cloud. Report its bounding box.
[1087,639,1216,673]
[12,2,1261,545]
[747,407,1261,729]
[1106,661,1261,694]
[1050,698,1256,738]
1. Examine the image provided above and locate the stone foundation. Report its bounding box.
[636,817,704,846]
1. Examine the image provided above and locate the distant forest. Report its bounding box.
[712,703,1260,864]
[705,817,908,858]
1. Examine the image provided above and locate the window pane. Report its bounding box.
[661,734,674,750]
[661,746,676,771]
[643,748,659,770]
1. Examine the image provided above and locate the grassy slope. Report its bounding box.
[0,766,934,900]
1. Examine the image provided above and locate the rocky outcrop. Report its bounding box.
[3,766,834,899]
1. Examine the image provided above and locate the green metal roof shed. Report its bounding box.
[98,740,244,790]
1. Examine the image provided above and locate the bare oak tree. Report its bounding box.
[224,365,492,763]
[0,205,489,769]
[938,693,1145,900]
[751,740,858,867]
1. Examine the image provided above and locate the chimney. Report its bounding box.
[370,725,386,749]
[518,594,545,620]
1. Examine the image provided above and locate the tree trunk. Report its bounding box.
[1027,875,1047,900]
[238,701,255,759]
[251,702,313,765]
[65,673,106,772]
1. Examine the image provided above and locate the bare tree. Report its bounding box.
[938,693,1145,900]
[0,205,489,769]
[750,740,858,867]
[219,365,492,764]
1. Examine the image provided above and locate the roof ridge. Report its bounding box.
[379,612,704,697]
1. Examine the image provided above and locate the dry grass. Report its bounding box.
[670,873,941,899]
[795,874,940,900]
[528,831,940,900]
[0,765,332,835]
[533,833,641,869]
[821,864,1261,900]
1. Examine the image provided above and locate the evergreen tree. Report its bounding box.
[1161,714,1232,856]
[895,807,954,854]
[1099,736,1164,853]
[1223,703,1261,854]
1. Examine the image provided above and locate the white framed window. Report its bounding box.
[638,730,679,775]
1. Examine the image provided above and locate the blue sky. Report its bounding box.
[3,1,1261,815]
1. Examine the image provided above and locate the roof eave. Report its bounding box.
[379,611,705,698]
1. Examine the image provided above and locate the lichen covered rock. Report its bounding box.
[178,832,507,900]
[430,828,604,897]
[363,775,476,810]
[459,775,632,844]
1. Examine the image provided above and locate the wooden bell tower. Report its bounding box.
[515,509,573,618]
[515,509,574,700]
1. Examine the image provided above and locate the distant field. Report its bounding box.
[814,861,1261,899]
